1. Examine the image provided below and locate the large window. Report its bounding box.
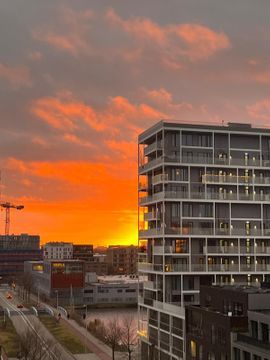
[251,320,258,339]
[261,322,269,342]
[190,340,197,359]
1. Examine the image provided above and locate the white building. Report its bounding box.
[84,274,142,306]
[138,121,270,360]
[43,242,73,260]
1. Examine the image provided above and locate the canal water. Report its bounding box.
[86,307,138,330]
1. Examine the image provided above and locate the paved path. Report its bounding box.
[0,289,76,360]
[13,290,118,360]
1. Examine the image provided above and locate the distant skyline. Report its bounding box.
[1,0,270,245]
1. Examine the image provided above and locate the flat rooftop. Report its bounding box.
[139,120,270,142]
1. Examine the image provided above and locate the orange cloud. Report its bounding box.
[0,63,31,89]
[32,7,94,56]
[31,97,105,132]
[175,23,230,61]
[253,71,270,84]
[106,8,231,67]
[31,93,164,138]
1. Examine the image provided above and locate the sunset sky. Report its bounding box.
[1,0,270,246]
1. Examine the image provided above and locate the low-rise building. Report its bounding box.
[0,234,42,279]
[186,285,270,360]
[24,259,85,305]
[43,242,73,260]
[232,309,270,360]
[84,274,141,306]
[106,245,138,275]
[73,244,93,261]
[85,254,108,275]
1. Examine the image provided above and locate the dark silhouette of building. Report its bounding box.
[73,244,93,261]
[0,234,42,280]
[107,245,137,274]
[186,285,270,360]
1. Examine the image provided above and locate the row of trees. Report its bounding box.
[88,315,137,360]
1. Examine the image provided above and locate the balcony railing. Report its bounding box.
[236,333,270,350]
[139,261,270,273]
[139,190,270,205]
[152,173,169,185]
[140,155,270,173]
[144,141,163,156]
[202,174,270,185]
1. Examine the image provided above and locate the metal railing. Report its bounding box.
[139,190,270,205]
[139,155,270,173]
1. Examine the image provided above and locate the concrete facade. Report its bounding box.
[107,245,138,274]
[138,121,270,360]
[43,242,73,260]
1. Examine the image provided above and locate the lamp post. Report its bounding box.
[37,281,40,307]
[84,304,88,354]
[55,290,58,309]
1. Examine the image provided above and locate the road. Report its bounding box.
[0,288,76,360]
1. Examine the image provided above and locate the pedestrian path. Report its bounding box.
[13,290,128,360]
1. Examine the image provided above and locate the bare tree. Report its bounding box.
[17,272,33,303]
[18,324,61,360]
[121,315,137,360]
[104,317,122,360]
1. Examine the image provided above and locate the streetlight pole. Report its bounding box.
[55,290,58,309]
[37,282,40,307]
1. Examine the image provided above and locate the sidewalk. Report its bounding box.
[15,290,125,360]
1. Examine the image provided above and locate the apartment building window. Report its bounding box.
[211,324,216,344]
[243,351,251,360]
[251,320,258,339]
[261,322,269,342]
[233,302,243,316]
[233,348,241,360]
[253,355,261,360]
[175,239,187,253]
[207,352,215,360]
[190,340,197,359]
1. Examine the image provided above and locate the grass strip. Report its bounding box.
[0,315,21,357]
[39,314,90,354]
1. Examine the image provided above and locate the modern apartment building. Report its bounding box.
[107,245,138,274]
[73,244,93,261]
[138,121,270,360]
[43,242,73,260]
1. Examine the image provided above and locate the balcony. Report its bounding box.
[139,190,270,205]
[205,246,239,254]
[255,264,270,271]
[236,333,270,351]
[144,141,163,156]
[255,246,270,254]
[153,246,164,255]
[138,262,163,272]
[202,174,270,186]
[144,281,162,291]
[152,173,169,185]
[144,211,160,221]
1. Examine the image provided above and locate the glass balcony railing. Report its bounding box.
[139,155,270,173]
[139,191,270,205]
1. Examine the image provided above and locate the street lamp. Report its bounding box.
[37,281,40,307]
[55,290,58,309]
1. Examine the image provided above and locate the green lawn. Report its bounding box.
[39,315,91,354]
[0,315,21,357]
